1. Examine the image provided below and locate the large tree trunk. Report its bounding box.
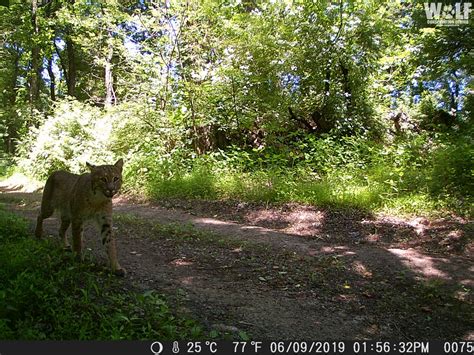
[66,0,76,97]
[54,36,76,97]
[66,37,76,97]
[54,0,76,97]
[288,107,317,133]
[324,68,330,97]
[450,72,459,114]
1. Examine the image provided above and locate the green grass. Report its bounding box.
[136,168,380,209]
[127,166,470,217]
[122,132,472,218]
[0,207,202,340]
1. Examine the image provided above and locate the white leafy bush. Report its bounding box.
[17,99,116,179]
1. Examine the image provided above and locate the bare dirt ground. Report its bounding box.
[0,185,472,340]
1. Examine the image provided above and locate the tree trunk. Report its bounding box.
[9,49,19,106]
[324,68,330,96]
[288,107,317,133]
[53,0,76,97]
[104,37,115,107]
[340,62,352,112]
[450,72,459,114]
[54,36,76,97]
[66,37,76,97]
[29,0,41,113]
[47,57,56,101]
[5,49,20,153]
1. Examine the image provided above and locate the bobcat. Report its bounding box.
[35,159,125,276]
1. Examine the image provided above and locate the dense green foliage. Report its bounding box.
[0,0,472,216]
[0,207,202,340]
[125,130,473,215]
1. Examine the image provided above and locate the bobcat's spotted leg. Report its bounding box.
[100,218,125,276]
[35,175,55,239]
[72,220,84,261]
[35,209,53,239]
[35,199,54,239]
[107,237,125,277]
[59,216,71,251]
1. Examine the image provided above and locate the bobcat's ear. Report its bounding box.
[86,162,96,171]
[114,158,124,171]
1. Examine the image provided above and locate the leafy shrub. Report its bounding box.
[427,132,473,202]
[17,99,118,180]
[0,155,14,178]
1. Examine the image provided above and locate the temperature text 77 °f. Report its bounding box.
[234,341,263,353]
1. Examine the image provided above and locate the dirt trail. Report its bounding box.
[0,186,472,340]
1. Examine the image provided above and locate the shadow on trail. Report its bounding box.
[304,244,472,340]
[142,202,473,339]
[156,198,472,257]
[0,188,472,340]
[177,200,473,339]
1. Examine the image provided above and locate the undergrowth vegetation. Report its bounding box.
[0,206,202,340]
[127,132,472,217]
[14,99,472,217]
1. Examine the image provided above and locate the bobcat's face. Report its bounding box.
[87,159,124,198]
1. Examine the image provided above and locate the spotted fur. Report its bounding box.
[35,159,125,276]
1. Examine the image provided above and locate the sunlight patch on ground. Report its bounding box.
[387,248,451,279]
[406,217,429,235]
[193,217,232,226]
[245,207,326,236]
[460,279,474,287]
[0,173,43,193]
[171,258,194,266]
[463,331,474,341]
[319,246,337,253]
[307,246,355,257]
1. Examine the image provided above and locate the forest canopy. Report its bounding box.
[0,0,472,216]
